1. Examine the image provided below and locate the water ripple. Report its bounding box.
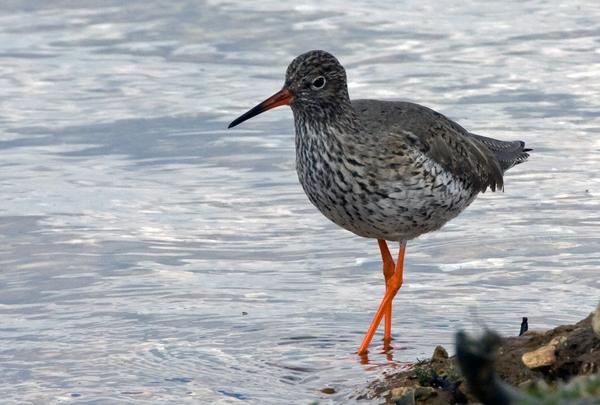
[1,0,599,403]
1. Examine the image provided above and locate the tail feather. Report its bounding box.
[469,133,531,172]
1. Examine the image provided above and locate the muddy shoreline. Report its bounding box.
[357,304,600,404]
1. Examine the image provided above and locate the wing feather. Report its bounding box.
[353,100,505,192]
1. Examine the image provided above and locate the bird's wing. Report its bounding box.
[352,100,504,192]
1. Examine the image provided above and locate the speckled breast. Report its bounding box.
[295,126,478,242]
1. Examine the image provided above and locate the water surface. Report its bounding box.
[1,1,599,403]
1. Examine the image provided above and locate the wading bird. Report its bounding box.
[228,50,530,355]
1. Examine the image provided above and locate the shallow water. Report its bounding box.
[0,1,599,403]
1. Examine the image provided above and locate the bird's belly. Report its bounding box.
[297,163,477,242]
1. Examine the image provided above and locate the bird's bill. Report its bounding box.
[228,88,294,128]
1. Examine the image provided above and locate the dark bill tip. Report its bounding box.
[228,88,293,129]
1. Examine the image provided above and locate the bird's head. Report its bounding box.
[228,50,350,129]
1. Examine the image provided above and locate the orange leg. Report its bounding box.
[377,240,395,344]
[358,241,407,355]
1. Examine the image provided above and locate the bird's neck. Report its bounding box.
[292,99,361,140]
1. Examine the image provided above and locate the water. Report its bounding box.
[0,1,599,403]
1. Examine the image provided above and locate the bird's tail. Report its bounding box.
[469,133,531,172]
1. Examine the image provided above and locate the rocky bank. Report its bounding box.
[357,302,600,404]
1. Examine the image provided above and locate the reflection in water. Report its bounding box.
[359,340,397,366]
[0,0,599,403]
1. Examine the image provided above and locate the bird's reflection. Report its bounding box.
[358,338,404,367]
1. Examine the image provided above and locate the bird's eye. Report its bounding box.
[311,76,326,90]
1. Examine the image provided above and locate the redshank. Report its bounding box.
[228,50,530,355]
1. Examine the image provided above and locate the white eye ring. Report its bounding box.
[311,76,326,90]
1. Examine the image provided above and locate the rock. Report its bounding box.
[521,335,567,369]
[592,302,600,339]
[320,387,335,394]
[522,345,555,369]
[414,386,436,400]
[522,329,546,338]
[550,335,567,346]
[517,379,533,389]
[390,386,415,405]
[431,345,448,361]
